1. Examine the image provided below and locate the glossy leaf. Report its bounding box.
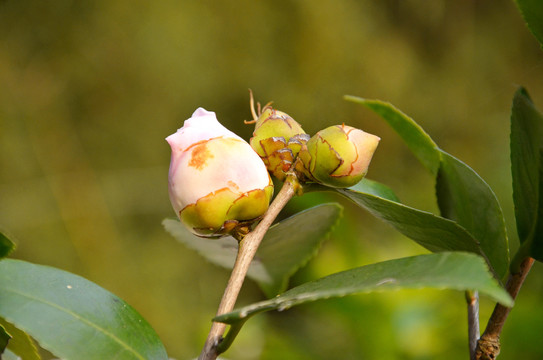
[164,203,343,297]
[0,259,168,360]
[346,96,509,276]
[349,178,400,202]
[344,96,440,175]
[0,231,15,259]
[335,188,483,256]
[215,252,513,324]
[511,87,543,261]
[516,0,543,48]
[0,317,40,360]
[436,151,509,277]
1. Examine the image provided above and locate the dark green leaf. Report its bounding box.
[253,203,343,296]
[0,231,16,259]
[215,252,513,324]
[0,323,10,355]
[164,203,343,298]
[344,96,441,175]
[516,0,543,48]
[511,87,543,261]
[346,96,509,276]
[436,151,509,277]
[0,317,40,360]
[336,188,483,256]
[0,259,168,360]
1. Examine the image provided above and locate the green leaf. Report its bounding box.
[436,151,509,277]
[346,96,509,277]
[516,0,543,48]
[215,252,513,324]
[252,204,343,296]
[348,178,400,202]
[511,87,543,262]
[0,317,40,360]
[335,188,483,256]
[0,259,168,360]
[0,323,10,355]
[0,230,16,259]
[344,96,441,175]
[164,203,343,298]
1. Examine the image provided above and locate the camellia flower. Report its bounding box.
[166,108,274,238]
[297,124,380,188]
[246,94,309,181]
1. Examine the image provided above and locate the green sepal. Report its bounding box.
[299,126,372,188]
[228,185,274,221]
[180,183,274,238]
[249,107,307,181]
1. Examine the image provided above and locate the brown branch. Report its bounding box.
[475,256,535,360]
[198,176,299,360]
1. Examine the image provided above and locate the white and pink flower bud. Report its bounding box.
[167,108,273,237]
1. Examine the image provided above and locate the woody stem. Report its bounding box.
[475,256,534,360]
[198,175,299,360]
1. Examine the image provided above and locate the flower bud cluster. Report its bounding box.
[246,95,380,189]
[166,97,379,239]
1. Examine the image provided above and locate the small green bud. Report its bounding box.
[297,124,380,188]
[246,91,308,181]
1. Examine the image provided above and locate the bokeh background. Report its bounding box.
[2,0,543,359]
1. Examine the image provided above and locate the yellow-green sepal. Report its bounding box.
[298,126,366,188]
[249,107,307,180]
[227,183,274,221]
[179,188,240,237]
[179,180,274,238]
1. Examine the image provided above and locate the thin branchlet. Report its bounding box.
[198,175,299,360]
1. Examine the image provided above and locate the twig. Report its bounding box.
[466,290,480,360]
[475,256,535,360]
[198,175,299,360]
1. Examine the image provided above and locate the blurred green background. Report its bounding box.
[1,0,543,359]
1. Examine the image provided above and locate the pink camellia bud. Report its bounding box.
[166,108,274,238]
[297,124,380,188]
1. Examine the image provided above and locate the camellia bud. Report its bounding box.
[297,124,380,188]
[246,92,309,181]
[167,107,274,238]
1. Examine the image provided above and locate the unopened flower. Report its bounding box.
[167,108,273,237]
[297,124,380,188]
[246,93,309,181]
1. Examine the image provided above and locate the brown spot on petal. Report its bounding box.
[189,143,213,170]
[227,181,240,190]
